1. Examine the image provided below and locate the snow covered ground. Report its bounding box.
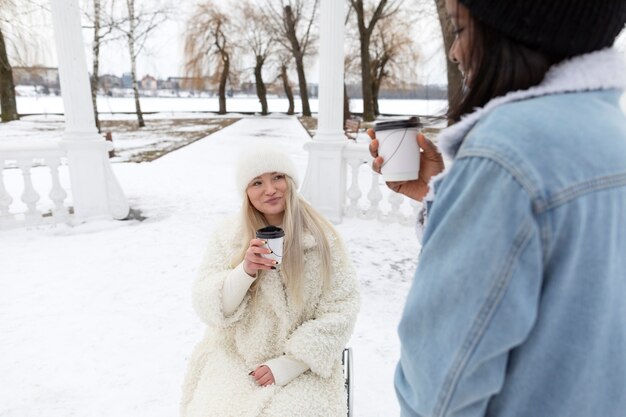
[0,113,421,417]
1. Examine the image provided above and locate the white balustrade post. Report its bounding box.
[17,158,42,225]
[46,157,69,221]
[345,158,363,217]
[0,161,15,226]
[50,0,129,221]
[365,171,383,219]
[300,0,346,223]
[383,192,405,224]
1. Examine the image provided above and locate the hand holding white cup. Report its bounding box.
[243,233,281,276]
[255,225,284,264]
[374,118,422,182]
[368,118,445,202]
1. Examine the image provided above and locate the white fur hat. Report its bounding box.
[235,143,300,195]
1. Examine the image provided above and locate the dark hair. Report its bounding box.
[448,15,566,123]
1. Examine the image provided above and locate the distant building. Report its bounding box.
[121,72,133,88]
[161,77,181,90]
[99,74,122,92]
[13,66,60,88]
[163,76,210,92]
[239,81,283,97]
[141,74,157,90]
[240,81,255,95]
[266,82,283,96]
[345,82,447,100]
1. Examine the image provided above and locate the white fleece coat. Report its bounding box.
[180,217,360,417]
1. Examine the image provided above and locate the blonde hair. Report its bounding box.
[231,176,334,309]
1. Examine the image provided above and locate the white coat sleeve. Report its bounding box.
[222,262,256,316]
[192,218,251,328]
[263,355,310,386]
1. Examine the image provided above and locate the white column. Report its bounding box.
[300,0,346,223]
[50,0,129,221]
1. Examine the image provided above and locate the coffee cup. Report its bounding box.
[374,118,421,182]
[255,226,285,265]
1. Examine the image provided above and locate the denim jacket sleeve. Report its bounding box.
[395,155,544,417]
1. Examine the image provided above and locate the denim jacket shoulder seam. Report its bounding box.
[544,172,626,210]
[433,220,535,417]
[456,147,547,212]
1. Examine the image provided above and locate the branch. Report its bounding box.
[299,0,318,54]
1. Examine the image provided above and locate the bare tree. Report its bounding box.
[433,0,462,122]
[184,1,233,115]
[83,0,122,132]
[264,0,318,117]
[0,0,25,122]
[0,0,44,122]
[117,0,168,127]
[0,26,18,122]
[237,0,275,115]
[90,0,103,131]
[369,13,420,115]
[349,0,403,121]
[344,6,363,120]
[277,52,295,115]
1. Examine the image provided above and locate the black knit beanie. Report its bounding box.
[458,0,626,57]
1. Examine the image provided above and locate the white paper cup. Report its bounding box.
[375,118,421,182]
[255,226,284,265]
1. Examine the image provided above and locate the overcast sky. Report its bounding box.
[9,0,626,86]
[91,0,449,85]
[7,0,449,85]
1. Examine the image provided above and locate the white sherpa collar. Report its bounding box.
[438,47,626,160]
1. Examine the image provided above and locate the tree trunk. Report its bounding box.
[254,55,268,115]
[434,0,462,124]
[371,56,388,117]
[359,36,375,121]
[91,0,102,132]
[293,53,310,116]
[343,82,350,124]
[352,0,387,122]
[372,77,380,116]
[283,5,311,117]
[129,50,144,127]
[218,54,229,114]
[280,64,294,115]
[0,27,19,122]
[127,0,145,127]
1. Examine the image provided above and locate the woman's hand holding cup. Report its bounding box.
[367,128,445,202]
[243,238,277,277]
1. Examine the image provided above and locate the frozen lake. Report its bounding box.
[15,95,448,118]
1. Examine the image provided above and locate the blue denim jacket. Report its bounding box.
[395,49,626,417]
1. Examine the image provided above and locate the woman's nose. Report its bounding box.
[448,46,459,64]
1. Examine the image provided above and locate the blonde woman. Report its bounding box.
[181,145,360,417]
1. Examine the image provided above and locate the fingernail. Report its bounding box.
[249,371,254,375]
[268,250,273,254]
[273,261,278,265]
[271,266,276,270]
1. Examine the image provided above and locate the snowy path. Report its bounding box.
[0,115,418,417]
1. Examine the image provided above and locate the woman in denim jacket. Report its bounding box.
[369,0,626,416]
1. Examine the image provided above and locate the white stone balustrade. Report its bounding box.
[341,141,421,226]
[0,141,71,229]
